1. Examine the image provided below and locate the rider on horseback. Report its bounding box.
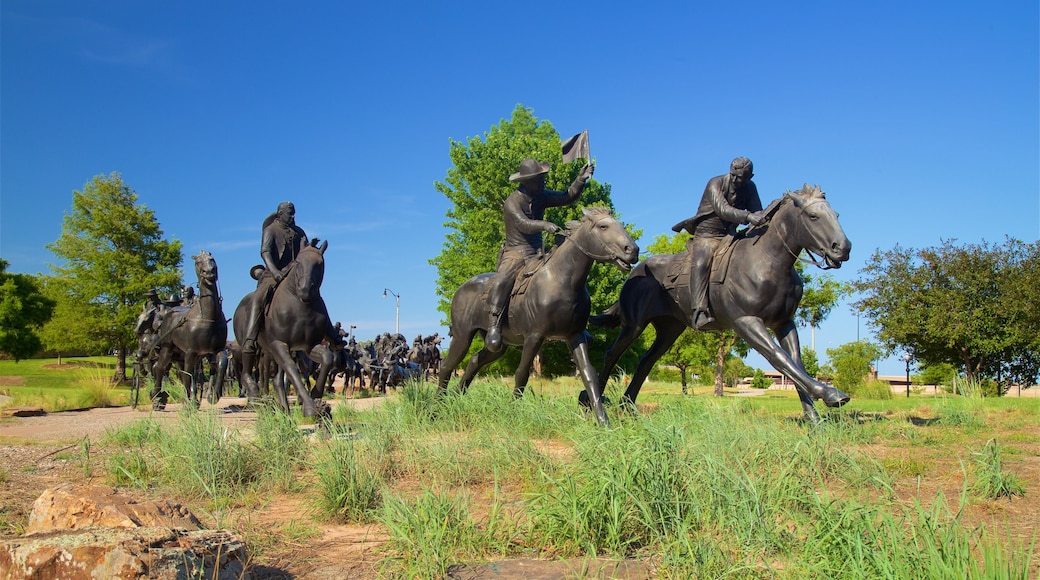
[672,157,766,329]
[242,201,308,355]
[485,157,595,352]
[134,288,164,359]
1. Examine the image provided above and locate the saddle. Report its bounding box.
[662,236,741,311]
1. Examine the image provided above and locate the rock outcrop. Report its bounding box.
[0,484,248,580]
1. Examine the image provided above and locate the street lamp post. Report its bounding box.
[903,353,912,398]
[382,288,400,335]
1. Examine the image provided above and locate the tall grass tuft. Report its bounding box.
[103,418,164,487]
[161,407,265,501]
[378,487,515,578]
[252,403,307,491]
[312,423,383,523]
[73,364,121,408]
[969,438,1026,500]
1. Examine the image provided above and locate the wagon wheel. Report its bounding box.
[130,359,142,409]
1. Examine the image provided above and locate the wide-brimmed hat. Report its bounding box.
[509,158,550,182]
[249,265,266,280]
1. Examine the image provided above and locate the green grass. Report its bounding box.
[0,356,135,411]
[8,365,1037,577]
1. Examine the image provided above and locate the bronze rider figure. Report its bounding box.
[672,156,765,329]
[484,157,594,352]
[241,201,307,355]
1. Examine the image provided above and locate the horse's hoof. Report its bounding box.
[578,390,610,409]
[822,387,850,408]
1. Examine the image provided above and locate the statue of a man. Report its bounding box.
[241,201,308,354]
[672,156,764,329]
[484,157,594,351]
[134,289,164,358]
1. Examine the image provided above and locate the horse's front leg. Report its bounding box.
[182,353,200,408]
[731,317,850,417]
[777,322,848,417]
[151,348,173,409]
[268,341,314,415]
[569,332,611,427]
[513,335,545,398]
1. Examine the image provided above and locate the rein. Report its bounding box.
[553,224,615,262]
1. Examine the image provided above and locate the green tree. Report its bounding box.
[800,346,820,378]
[44,172,182,381]
[796,264,851,351]
[662,328,716,394]
[825,340,884,394]
[854,238,1040,391]
[0,260,56,361]
[431,105,638,376]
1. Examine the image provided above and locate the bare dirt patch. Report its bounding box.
[0,376,25,387]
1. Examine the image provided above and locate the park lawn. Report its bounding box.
[0,356,133,411]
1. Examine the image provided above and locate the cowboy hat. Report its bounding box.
[509,158,550,182]
[249,264,266,281]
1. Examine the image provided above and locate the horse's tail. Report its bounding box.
[589,302,620,328]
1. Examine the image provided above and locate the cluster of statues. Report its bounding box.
[133,146,854,425]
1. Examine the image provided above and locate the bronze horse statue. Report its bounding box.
[592,185,851,424]
[150,250,228,407]
[232,240,343,417]
[438,207,639,426]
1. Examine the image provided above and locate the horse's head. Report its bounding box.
[192,250,218,285]
[781,185,852,269]
[564,206,640,271]
[288,239,327,303]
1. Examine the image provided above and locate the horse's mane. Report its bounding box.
[564,205,612,235]
[785,184,825,198]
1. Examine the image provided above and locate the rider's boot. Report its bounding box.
[486,309,504,352]
[691,307,715,329]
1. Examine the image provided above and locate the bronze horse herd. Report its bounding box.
[137,184,851,425]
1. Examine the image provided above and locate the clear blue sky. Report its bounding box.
[2,1,1037,377]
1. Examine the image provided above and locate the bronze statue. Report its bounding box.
[134,289,163,359]
[593,185,852,424]
[232,239,344,417]
[484,158,595,352]
[672,157,764,328]
[149,250,229,408]
[241,201,308,355]
[439,207,639,427]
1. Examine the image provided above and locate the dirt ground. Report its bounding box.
[0,396,655,579]
[2,393,1038,579]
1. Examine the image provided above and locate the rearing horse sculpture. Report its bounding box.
[438,207,640,426]
[151,250,228,407]
[592,185,851,424]
[232,239,343,417]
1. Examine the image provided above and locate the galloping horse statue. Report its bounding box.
[592,185,851,424]
[438,207,639,426]
[150,250,228,407]
[232,239,343,417]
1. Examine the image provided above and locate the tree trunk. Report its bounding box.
[113,345,128,383]
[714,344,726,397]
[679,365,688,395]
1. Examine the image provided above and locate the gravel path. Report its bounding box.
[0,396,386,444]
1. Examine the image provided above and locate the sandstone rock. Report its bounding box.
[26,484,202,534]
[0,527,248,579]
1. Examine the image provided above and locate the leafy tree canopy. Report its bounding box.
[0,259,56,361]
[43,172,183,378]
[854,237,1039,388]
[824,340,884,393]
